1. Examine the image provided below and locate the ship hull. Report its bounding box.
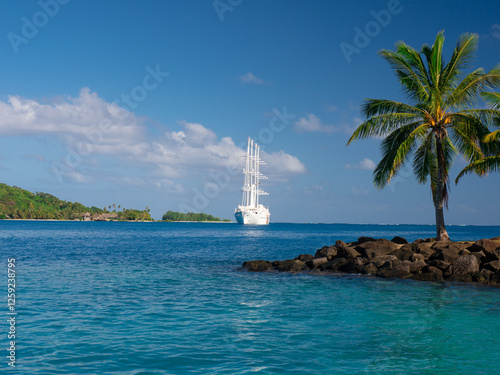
[235,206,270,225]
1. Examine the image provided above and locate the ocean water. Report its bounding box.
[1,221,500,374]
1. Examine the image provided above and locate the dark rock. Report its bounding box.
[361,263,378,275]
[370,254,397,267]
[483,260,500,272]
[468,239,500,253]
[425,266,443,275]
[390,246,415,261]
[306,257,328,269]
[356,239,399,260]
[410,253,426,262]
[314,246,337,260]
[391,236,409,244]
[469,251,486,265]
[357,236,376,244]
[432,248,461,263]
[353,257,368,267]
[469,237,500,253]
[409,260,427,273]
[412,273,443,282]
[451,255,479,275]
[414,238,436,244]
[474,269,493,283]
[335,240,347,248]
[376,269,413,279]
[242,260,272,272]
[412,242,435,259]
[339,257,367,274]
[459,249,471,256]
[273,259,305,272]
[428,260,451,270]
[337,246,361,259]
[379,259,411,272]
[432,241,469,253]
[320,257,347,271]
[490,270,500,283]
[490,249,500,262]
[295,254,314,262]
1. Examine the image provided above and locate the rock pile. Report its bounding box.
[242,236,500,285]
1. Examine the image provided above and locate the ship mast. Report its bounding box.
[240,138,268,208]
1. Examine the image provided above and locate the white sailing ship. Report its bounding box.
[234,138,270,225]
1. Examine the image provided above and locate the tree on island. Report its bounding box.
[348,31,500,241]
[162,210,229,222]
[456,92,500,181]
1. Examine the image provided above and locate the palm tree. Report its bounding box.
[347,31,500,241]
[456,92,500,181]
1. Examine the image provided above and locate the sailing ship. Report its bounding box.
[234,138,270,225]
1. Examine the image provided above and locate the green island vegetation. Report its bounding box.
[348,31,500,241]
[162,210,231,222]
[0,183,152,221]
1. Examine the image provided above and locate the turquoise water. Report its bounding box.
[2,221,500,374]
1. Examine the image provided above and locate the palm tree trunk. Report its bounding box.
[434,130,451,242]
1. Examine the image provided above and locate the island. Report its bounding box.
[0,183,152,221]
[161,210,231,222]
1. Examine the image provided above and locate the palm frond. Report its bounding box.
[379,47,430,101]
[446,66,500,109]
[413,132,436,184]
[373,122,428,188]
[455,156,500,183]
[484,129,500,143]
[347,113,421,145]
[442,33,478,84]
[361,99,423,117]
[481,91,500,109]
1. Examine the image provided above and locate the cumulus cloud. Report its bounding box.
[238,72,264,85]
[345,158,376,171]
[294,114,337,133]
[0,89,306,185]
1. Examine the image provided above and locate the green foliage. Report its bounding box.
[162,210,228,222]
[117,209,152,221]
[0,183,103,220]
[0,183,152,221]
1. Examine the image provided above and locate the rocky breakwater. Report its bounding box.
[242,236,500,285]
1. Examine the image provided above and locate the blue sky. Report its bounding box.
[0,0,499,224]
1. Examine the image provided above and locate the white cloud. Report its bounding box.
[345,158,376,171]
[294,114,337,133]
[238,72,264,85]
[0,89,306,185]
[490,24,500,40]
